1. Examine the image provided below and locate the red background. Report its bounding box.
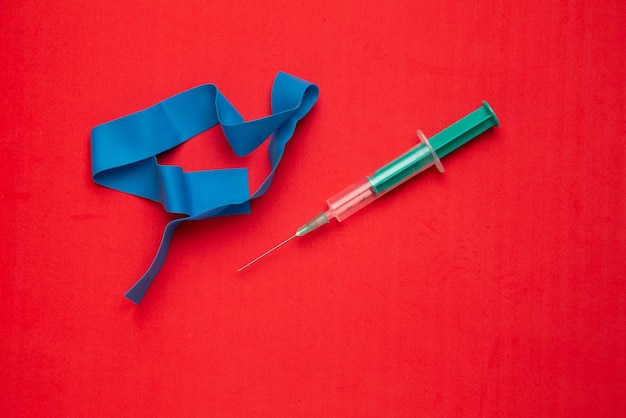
[2,0,625,416]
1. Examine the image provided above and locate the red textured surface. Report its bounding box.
[2,1,625,416]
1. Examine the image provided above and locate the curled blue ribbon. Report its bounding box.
[91,72,319,303]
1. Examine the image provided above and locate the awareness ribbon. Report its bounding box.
[91,72,319,303]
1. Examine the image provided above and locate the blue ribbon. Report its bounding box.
[91,72,319,303]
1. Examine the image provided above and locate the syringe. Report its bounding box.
[238,101,499,271]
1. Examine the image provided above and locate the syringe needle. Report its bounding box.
[238,234,297,272]
[237,102,499,273]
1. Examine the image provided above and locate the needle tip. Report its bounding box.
[237,235,296,272]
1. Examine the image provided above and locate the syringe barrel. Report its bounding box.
[326,131,442,222]
[368,130,444,195]
[326,101,499,223]
[326,177,378,222]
